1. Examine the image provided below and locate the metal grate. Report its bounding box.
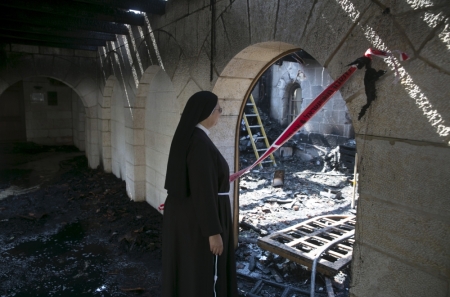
[257,215,356,276]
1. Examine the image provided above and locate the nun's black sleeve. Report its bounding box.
[187,132,223,237]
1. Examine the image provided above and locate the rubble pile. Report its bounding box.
[239,108,356,174]
[0,153,163,296]
[236,152,356,296]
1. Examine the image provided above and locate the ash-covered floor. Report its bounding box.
[0,143,162,297]
[0,142,357,297]
[235,150,357,297]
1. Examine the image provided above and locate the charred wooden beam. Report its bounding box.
[0,30,107,47]
[0,7,129,35]
[0,21,116,41]
[0,0,146,26]
[1,38,98,51]
[74,0,166,15]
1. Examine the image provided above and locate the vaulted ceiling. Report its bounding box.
[0,0,166,51]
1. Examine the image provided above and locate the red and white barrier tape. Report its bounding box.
[229,48,409,182]
[158,48,408,210]
[364,48,409,83]
[364,48,409,61]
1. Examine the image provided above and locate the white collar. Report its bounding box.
[196,123,210,135]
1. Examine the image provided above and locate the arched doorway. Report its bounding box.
[0,77,85,151]
[213,41,301,244]
[213,42,356,247]
[0,53,99,168]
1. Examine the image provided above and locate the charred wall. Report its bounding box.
[266,58,354,146]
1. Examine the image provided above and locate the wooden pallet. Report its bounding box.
[257,215,356,276]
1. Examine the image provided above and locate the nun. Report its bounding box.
[162,91,238,297]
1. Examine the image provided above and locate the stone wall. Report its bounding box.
[0,81,26,142]
[110,82,127,180]
[268,59,354,139]
[71,90,85,151]
[0,44,99,164]
[0,76,86,148]
[22,77,74,145]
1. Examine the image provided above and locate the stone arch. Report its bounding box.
[122,65,157,202]
[286,81,302,124]
[98,1,449,295]
[0,55,97,108]
[0,53,100,167]
[137,65,177,210]
[119,65,177,203]
[212,41,300,238]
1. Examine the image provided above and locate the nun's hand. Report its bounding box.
[209,234,223,256]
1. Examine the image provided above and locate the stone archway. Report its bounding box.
[0,55,97,108]
[118,64,177,204]
[0,53,100,168]
[138,65,177,209]
[212,41,301,244]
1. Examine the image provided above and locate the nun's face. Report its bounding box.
[201,103,222,128]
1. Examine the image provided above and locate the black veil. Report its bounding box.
[164,91,218,198]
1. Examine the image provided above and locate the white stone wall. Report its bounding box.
[110,84,127,180]
[97,76,116,173]
[23,77,74,145]
[144,68,178,209]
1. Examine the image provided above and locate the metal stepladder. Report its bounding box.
[242,95,277,169]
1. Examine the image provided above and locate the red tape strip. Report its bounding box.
[159,48,409,210]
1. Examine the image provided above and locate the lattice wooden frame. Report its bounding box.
[257,215,356,276]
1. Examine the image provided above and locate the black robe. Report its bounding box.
[162,128,238,297]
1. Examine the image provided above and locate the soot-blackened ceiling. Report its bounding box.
[0,0,166,51]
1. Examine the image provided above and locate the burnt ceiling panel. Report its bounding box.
[0,0,166,51]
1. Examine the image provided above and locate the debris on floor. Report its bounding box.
[0,141,357,297]
[0,144,163,296]
[236,142,357,296]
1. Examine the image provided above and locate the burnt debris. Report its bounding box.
[358,60,386,120]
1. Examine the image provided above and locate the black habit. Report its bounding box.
[162,91,238,297]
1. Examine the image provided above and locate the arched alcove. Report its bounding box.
[212,41,303,244]
[0,53,99,168]
[211,42,362,290]
[0,77,86,150]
